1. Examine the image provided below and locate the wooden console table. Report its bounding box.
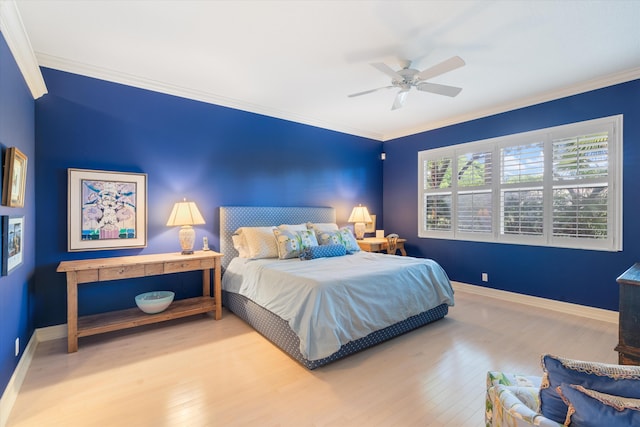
[57,250,222,353]
[357,237,407,256]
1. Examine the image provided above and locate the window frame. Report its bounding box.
[417,115,623,252]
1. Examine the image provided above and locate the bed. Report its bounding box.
[220,206,454,369]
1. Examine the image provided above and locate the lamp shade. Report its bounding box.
[348,205,372,224]
[166,200,206,227]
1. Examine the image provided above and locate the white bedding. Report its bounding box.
[222,251,454,360]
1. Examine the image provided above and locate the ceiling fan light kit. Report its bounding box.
[348,55,465,110]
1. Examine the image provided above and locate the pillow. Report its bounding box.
[316,227,361,254]
[318,228,360,254]
[539,354,640,424]
[277,223,307,232]
[231,234,250,258]
[273,229,318,259]
[559,384,640,427]
[234,226,278,259]
[300,244,347,260]
[306,222,339,236]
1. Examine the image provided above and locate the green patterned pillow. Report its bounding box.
[273,229,318,259]
[316,227,360,253]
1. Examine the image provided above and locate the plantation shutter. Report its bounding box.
[500,142,544,237]
[457,151,492,233]
[552,132,609,240]
[423,157,452,232]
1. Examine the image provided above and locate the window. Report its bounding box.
[418,115,622,251]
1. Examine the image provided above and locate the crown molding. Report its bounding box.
[33,49,639,142]
[0,0,47,99]
[36,53,385,141]
[383,67,640,141]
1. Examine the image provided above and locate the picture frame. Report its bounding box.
[2,147,28,207]
[2,216,24,275]
[68,168,147,251]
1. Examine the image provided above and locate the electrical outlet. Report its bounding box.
[482,272,488,282]
[15,338,19,356]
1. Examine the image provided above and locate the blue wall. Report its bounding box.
[383,79,640,311]
[0,35,36,397]
[34,68,383,328]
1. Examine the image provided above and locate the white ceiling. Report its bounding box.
[14,0,640,141]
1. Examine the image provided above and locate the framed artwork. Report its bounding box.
[2,216,24,275]
[2,147,28,207]
[68,168,147,251]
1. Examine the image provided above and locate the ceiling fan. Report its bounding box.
[348,56,465,110]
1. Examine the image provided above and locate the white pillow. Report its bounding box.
[231,234,250,258]
[234,226,278,259]
[277,223,307,232]
[306,222,339,236]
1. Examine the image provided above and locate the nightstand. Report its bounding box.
[357,237,407,256]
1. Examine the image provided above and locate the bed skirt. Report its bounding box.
[222,290,449,369]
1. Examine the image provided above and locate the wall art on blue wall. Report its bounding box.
[2,215,23,275]
[2,147,28,207]
[67,168,147,251]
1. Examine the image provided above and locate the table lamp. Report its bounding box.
[348,204,372,240]
[166,199,205,254]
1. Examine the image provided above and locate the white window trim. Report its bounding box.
[418,115,623,252]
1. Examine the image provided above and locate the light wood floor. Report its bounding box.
[7,290,617,427]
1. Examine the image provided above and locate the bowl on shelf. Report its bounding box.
[135,291,175,314]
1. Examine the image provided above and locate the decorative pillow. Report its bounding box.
[277,223,307,232]
[273,229,318,259]
[559,383,640,427]
[316,227,360,253]
[539,354,640,424]
[234,226,278,259]
[300,244,347,260]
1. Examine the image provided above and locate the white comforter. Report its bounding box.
[222,251,454,361]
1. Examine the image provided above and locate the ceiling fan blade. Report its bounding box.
[392,89,409,110]
[371,62,404,81]
[348,86,394,98]
[417,82,463,97]
[417,56,465,81]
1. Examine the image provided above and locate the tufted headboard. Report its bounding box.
[219,206,336,270]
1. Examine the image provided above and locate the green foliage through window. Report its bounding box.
[418,115,621,251]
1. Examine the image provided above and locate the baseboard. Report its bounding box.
[35,323,67,341]
[0,331,37,427]
[0,324,67,427]
[452,281,618,324]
